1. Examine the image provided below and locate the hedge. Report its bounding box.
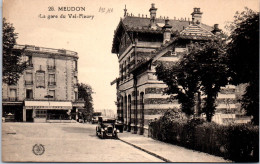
[149,119,259,162]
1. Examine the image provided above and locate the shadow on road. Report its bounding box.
[61,127,93,134]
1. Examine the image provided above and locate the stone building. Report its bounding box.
[2,45,84,122]
[111,4,243,135]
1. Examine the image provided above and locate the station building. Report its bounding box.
[111,4,247,135]
[2,45,84,122]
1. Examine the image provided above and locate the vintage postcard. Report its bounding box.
[2,0,259,162]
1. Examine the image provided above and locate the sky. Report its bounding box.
[3,0,259,112]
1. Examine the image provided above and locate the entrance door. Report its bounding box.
[26,109,33,122]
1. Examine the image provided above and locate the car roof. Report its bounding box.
[98,116,115,120]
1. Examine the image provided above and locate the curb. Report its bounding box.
[119,138,172,162]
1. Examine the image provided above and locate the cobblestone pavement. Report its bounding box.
[118,131,231,162]
[2,123,163,162]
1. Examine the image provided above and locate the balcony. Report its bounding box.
[48,82,56,86]
[3,97,18,101]
[25,81,33,85]
[47,65,56,70]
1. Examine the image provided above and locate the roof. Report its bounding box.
[122,16,213,32]
[180,23,214,37]
[112,16,214,53]
[13,45,78,58]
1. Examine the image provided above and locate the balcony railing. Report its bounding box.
[47,65,56,70]
[25,81,33,85]
[25,98,34,100]
[48,81,56,86]
[3,97,18,101]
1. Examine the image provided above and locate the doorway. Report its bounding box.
[26,109,33,122]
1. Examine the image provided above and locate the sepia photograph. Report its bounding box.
[2,0,259,162]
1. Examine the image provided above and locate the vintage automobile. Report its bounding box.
[92,112,102,124]
[96,116,119,139]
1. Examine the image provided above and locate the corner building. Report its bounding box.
[2,45,84,122]
[111,4,241,135]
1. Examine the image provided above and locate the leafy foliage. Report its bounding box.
[3,18,26,85]
[226,8,259,125]
[149,109,187,142]
[156,40,229,121]
[78,83,94,118]
[149,119,259,162]
[156,56,200,117]
[187,41,229,122]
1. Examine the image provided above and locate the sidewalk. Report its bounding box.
[118,132,231,163]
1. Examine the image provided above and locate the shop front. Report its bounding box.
[23,101,73,123]
[2,101,23,122]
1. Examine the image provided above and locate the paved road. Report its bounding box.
[2,123,163,162]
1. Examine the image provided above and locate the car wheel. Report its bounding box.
[103,132,107,139]
[100,132,104,139]
[114,132,118,139]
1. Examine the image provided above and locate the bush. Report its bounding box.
[149,117,259,162]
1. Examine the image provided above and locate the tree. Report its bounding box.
[78,83,94,119]
[226,8,259,125]
[188,41,229,122]
[156,40,229,122]
[3,18,26,85]
[156,51,201,118]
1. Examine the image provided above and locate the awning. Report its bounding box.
[24,101,72,110]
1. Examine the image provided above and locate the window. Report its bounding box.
[73,60,77,71]
[26,89,33,99]
[9,89,17,101]
[127,57,130,78]
[48,58,55,70]
[75,91,78,100]
[35,110,47,118]
[49,90,55,99]
[26,56,33,67]
[48,74,56,86]
[124,61,126,80]
[73,76,78,85]
[25,73,33,85]
[120,64,123,76]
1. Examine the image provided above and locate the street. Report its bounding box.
[2,123,163,162]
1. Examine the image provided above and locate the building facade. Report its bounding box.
[111,4,246,135]
[2,45,84,122]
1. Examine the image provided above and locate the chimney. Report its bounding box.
[123,5,127,17]
[191,8,203,24]
[149,3,157,29]
[212,24,222,35]
[162,18,172,44]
